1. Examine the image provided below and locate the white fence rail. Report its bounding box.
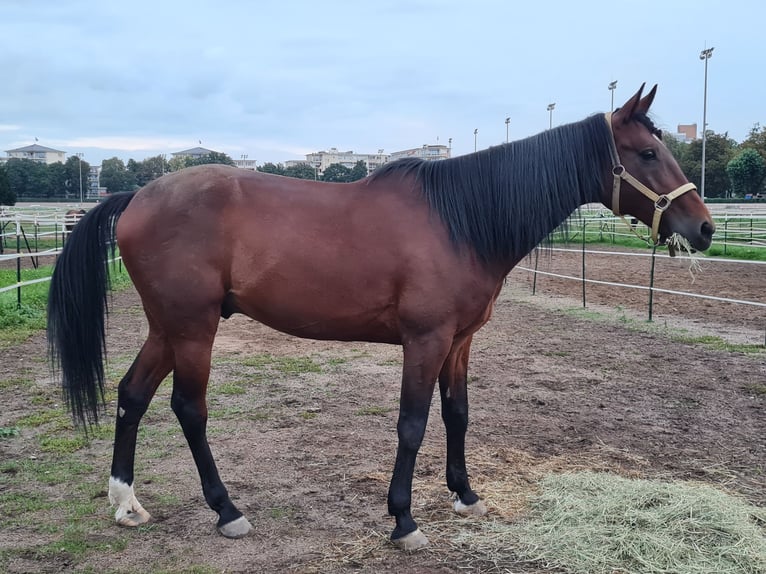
[1,207,765,343]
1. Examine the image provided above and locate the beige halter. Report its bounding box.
[604,112,697,244]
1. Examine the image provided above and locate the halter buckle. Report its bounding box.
[612,165,625,177]
[654,195,672,212]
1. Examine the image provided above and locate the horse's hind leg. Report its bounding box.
[109,332,173,526]
[438,337,487,517]
[170,335,252,538]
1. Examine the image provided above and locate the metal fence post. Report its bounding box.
[648,244,657,322]
[581,218,586,308]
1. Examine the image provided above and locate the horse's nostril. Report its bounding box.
[701,221,715,239]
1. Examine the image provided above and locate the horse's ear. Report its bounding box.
[613,83,646,124]
[636,84,657,114]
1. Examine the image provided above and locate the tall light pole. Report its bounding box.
[505,117,510,143]
[75,153,84,204]
[608,80,618,113]
[547,103,555,130]
[699,47,714,202]
[474,128,478,152]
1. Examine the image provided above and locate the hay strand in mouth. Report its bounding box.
[666,233,703,280]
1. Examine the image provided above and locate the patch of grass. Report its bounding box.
[0,426,20,438]
[0,262,132,348]
[240,353,323,374]
[268,506,294,520]
[672,333,765,354]
[541,350,570,358]
[562,307,604,322]
[743,383,766,395]
[355,406,392,416]
[33,527,128,559]
[300,411,318,420]
[0,376,28,390]
[0,491,55,516]
[15,409,69,428]
[38,434,89,454]
[215,381,247,395]
[147,566,221,574]
[559,305,765,355]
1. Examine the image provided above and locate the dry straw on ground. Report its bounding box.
[316,448,765,573]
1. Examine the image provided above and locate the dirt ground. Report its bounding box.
[1,249,765,573]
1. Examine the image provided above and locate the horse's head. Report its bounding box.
[604,84,715,252]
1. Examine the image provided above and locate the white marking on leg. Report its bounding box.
[118,407,126,418]
[109,476,151,527]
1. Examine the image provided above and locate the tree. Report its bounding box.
[100,157,136,194]
[726,148,766,197]
[681,131,738,198]
[4,158,53,199]
[740,123,766,165]
[47,162,68,199]
[64,156,90,199]
[321,163,352,183]
[349,160,368,181]
[284,163,317,180]
[128,155,166,187]
[663,135,688,165]
[0,164,15,205]
[184,151,235,168]
[167,156,188,173]
[257,162,285,176]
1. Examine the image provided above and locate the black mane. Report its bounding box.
[369,113,614,265]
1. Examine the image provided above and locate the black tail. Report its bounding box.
[47,191,137,426]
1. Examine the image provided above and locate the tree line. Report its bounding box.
[256,159,368,182]
[663,123,766,199]
[1,125,764,205]
[0,153,371,204]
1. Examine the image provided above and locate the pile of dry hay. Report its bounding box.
[462,471,766,574]
[313,447,764,573]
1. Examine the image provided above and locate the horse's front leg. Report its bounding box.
[170,337,252,538]
[109,334,173,527]
[388,335,451,550]
[439,337,487,517]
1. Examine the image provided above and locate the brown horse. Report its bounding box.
[48,85,714,549]
[63,208,86,236]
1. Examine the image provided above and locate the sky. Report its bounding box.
[1,0,763,167]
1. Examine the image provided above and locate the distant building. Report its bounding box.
[389,144,450,162]
[287,147,391,177]
[88,165,102,198]
[672,124,697,143]
[172,146,217,160]
[285,144,450,178]
[234,157,257,170]
[4,143,66,164]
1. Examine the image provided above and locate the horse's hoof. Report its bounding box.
[392,528,429,551]
[454,498,487,516]
[115,506,151,527]
[218,515,252,539]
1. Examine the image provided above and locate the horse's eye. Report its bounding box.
[640,149,657,160]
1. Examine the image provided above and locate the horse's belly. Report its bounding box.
[228,283,403,345]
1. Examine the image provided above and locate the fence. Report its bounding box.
[1,206,765,344]
[561,205,766,255]
[0,209,84,307]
